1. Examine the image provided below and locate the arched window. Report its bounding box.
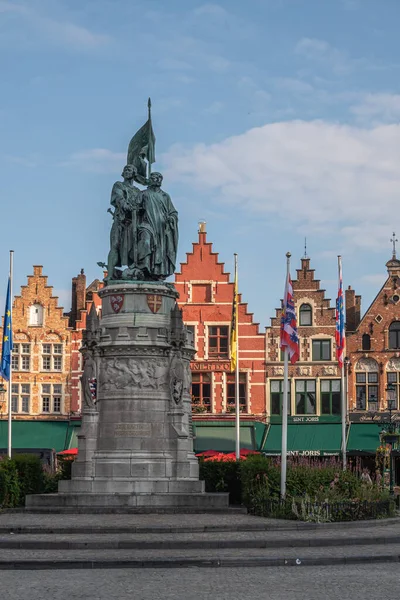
[29,304,43,326]
[362,333,371,351]
[389,322,400,349]
[299,303,312,326]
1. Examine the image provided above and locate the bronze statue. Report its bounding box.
[102,101,178,283]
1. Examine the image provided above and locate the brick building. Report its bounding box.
[263,257,342,456]
[346,250,400,414]
[174,223,266,451]
[68,270,102,415]
[0,266,102,456]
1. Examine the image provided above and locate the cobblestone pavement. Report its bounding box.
[2,565,400,600]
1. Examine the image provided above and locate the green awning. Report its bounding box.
[262,424,342,456]
[347,423,381,454]
[0,420,80,453]
[193,423,256,453]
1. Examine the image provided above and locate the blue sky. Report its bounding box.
[1,0,400,328]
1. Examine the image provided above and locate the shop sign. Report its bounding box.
[264,450,339,457]
[191,362,231,372]
[350,412,400,424]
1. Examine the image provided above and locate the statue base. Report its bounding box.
[26,282,228,512]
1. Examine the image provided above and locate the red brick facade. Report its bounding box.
[346,255,400,413]
[174,224,266,419]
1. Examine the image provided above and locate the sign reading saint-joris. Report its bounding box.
[147,294,162,313]
[110,294,124,313]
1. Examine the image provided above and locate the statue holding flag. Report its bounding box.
[102,99,178,283]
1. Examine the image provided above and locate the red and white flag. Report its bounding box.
[280,273,299,364]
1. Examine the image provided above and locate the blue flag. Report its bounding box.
[0,278,13,381]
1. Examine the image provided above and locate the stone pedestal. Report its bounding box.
[27,282,228,511]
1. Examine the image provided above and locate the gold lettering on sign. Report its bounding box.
[191,362,231,372]
[114,423,151,437]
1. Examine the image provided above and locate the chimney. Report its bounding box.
[345,285,361,332]
[69,269,86,328]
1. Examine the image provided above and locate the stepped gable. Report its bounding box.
[175,223,265,418]
[266,257,336,364]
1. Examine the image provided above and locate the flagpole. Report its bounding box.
[338,255,347,470]
[280,252,291,498]
[234,254,240,461]
[7,250,13,459]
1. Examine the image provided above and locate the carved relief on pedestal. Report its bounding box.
[100,357,169,391]
[169,351,184,405]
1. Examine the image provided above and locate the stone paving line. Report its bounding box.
[1,512,400,532]
[3,527,400,545]
[0,543,399,562]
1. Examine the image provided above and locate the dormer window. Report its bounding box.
[29,303,43,326]
[299,303,312,326]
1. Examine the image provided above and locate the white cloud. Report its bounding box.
[0,1,109,50]
[193,4,228,18]
[351,94,400,124]
[62,149,125,173]
[295,37,353,74]
[163,120,400,251]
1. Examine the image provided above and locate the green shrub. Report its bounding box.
[199,459,241,504]
[0,458,20,508]
[12,454,44,504]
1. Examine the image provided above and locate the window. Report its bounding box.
[191,373,211,412]
[186,325,196,349]
[321,380,341,415]
[299,304,312,326]
[42,343,63,371]
[226,373,247,412]
[192,284,211,303]
[270,380,291,416]
[11,343,31,371]
[29,303,43,326]
[41,383,62,413]
[356,372,378,410]
[362,334,371,351]
[208,326,229,359]
[11,383,30,413]
[312,339,331,361]
[387,373,399,410]
[389,322,400,349]
[295,380,316,414]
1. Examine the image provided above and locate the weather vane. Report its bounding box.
[391,232,398,258]
[303,237,308,259]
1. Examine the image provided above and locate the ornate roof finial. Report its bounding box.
[391,232,398,258]
[304,237,308,259]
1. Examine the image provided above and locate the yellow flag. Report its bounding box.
[230,255,238,372]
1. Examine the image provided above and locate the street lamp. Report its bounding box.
[0,382,6,423]
[379,383,399,498]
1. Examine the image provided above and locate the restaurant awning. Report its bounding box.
[0,420,80,453]
[193,422,257,453]
[262,424,342,457]
[347,423,381,455]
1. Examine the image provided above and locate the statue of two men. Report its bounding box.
[106,166,178,282]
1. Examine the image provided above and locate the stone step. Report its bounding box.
[1,512,399,534]
[1,531,400,550]
[26,491,230,509]
[0,543,399,569]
